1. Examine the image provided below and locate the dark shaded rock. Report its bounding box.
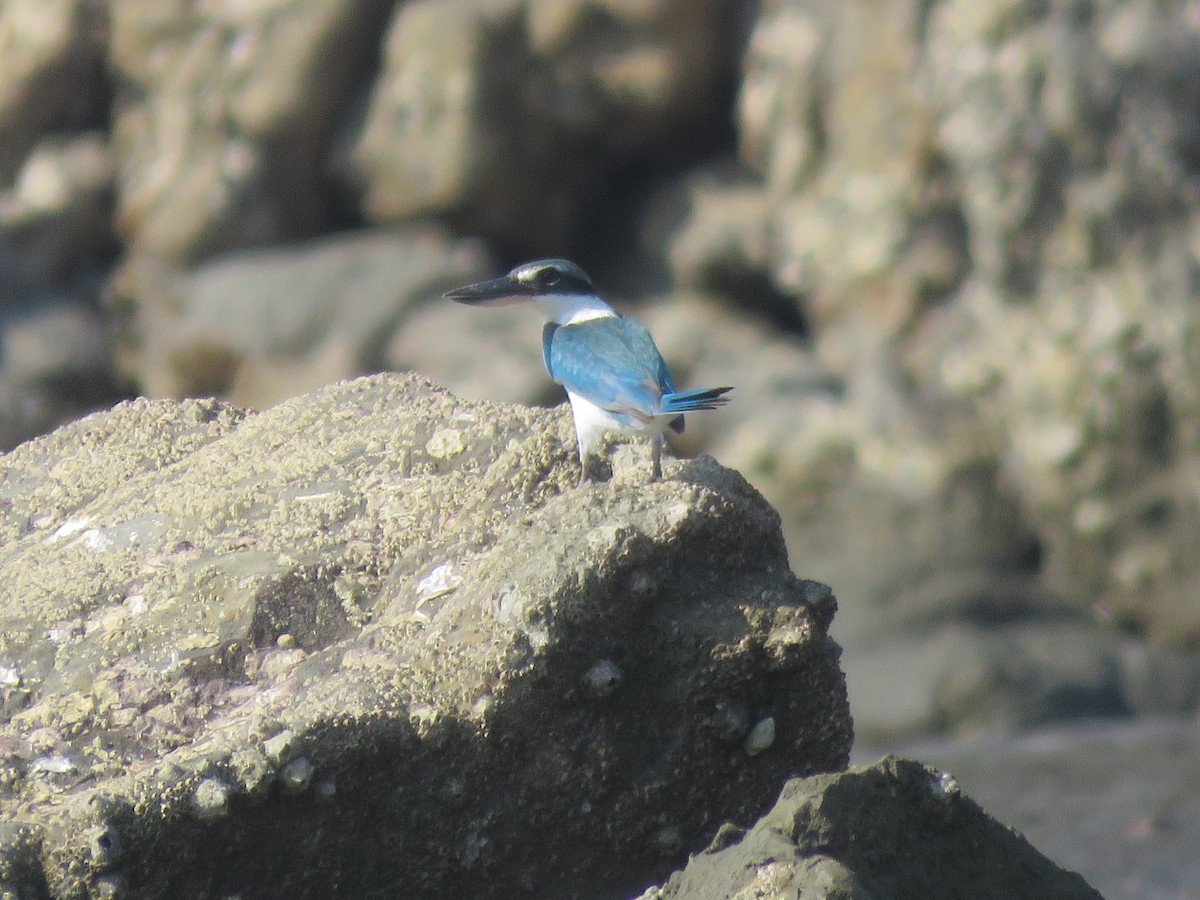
[110,228,488,407]
[109,0,395,263]
[642,756,1102,900]
[874,717,1200,900]
[0,374,851,899]
[0,300,117,451]
[0,0,108,187]
[0,133,116,291]
[346,0,752,257]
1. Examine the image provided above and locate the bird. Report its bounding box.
[445,258,732,486]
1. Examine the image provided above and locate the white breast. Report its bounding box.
[533,293,617,325]
[565,390,669,460]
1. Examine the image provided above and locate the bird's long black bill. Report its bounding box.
[444,275,535,307]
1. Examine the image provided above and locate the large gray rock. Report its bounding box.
[640,756,1102,900]
[0,374,851,898]
[109,0,394,263]
[111,227,488,408]
[878,717,1200,900]
[0,132,116,291]
[909,0,1200,642]
[0,0,107,187]
[0,299,114,451]
[346,0,751,255]
[651,0,1200,647]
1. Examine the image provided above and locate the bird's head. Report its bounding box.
[445,259,613,324]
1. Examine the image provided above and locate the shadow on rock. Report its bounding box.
[0,373,851,899]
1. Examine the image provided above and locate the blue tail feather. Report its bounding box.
[661,386,733,414]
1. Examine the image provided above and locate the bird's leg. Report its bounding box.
[578,451,591,487]
[651,436,663,482]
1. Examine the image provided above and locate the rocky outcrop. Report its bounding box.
[881,718,1200,900]
[347,0,750,255]
[108,0,394,263]
[108,228,489,407]
[0,375,851,899]
[658,0,1200,645]
[1,0,1199,888]
[640,756,1102,900]
[0,0,107,187]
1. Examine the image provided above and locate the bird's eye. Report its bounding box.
[538,269,561,288]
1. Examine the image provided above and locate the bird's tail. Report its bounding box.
[661,386,733,414]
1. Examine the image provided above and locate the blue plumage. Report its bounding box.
[543,316,733,444]
[448,258,732,484]
[543,317,677,425]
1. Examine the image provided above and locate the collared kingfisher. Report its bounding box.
[446,259,732,486]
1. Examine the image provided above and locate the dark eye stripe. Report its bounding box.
[512,259,595,293]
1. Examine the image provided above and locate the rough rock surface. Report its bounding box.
[109,0,394,263]
[871,717,1200,900]
[347,0,751,255]
[640,756,1102,900]
[657,0,1200,645]
[110,228,489,406]
[0,0,107,187]
[0,133,115,291]
[0,374,851,899]
[909,0,1200,645]
[1,0,1199,886]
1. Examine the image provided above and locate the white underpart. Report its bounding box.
[533,292,616,325]
[566,390,670,462]
[535,291,671,462]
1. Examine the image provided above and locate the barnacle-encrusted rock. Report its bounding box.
[641,757,1102,900]
[0,374,851,899]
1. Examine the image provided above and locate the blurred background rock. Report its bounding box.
[2,0,1199,894]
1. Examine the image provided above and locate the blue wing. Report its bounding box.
[544,317,676,422]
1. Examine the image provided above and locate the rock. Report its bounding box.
[0,300,116,451]
[111,227,489,408]
[406,286,1105,743]
[345,0,752,256]
[1,301,108,385]
[642,756,1102,900]
[653,0,965,354]
[0,374,851,898]
[0,0,107,186]
[847,620,1128,744]
[904,0,1200,641]
[876,717,1200,900]
[640,166,779,308]
[0,132,116,288]
[0,129,123,453]
[1117,640,1200,717]
[387,290,557,408]
[906,257,1200,645]
[109,0,394,263]
[647,0,1200,647]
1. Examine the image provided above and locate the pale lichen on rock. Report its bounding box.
[0,373,851,899]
